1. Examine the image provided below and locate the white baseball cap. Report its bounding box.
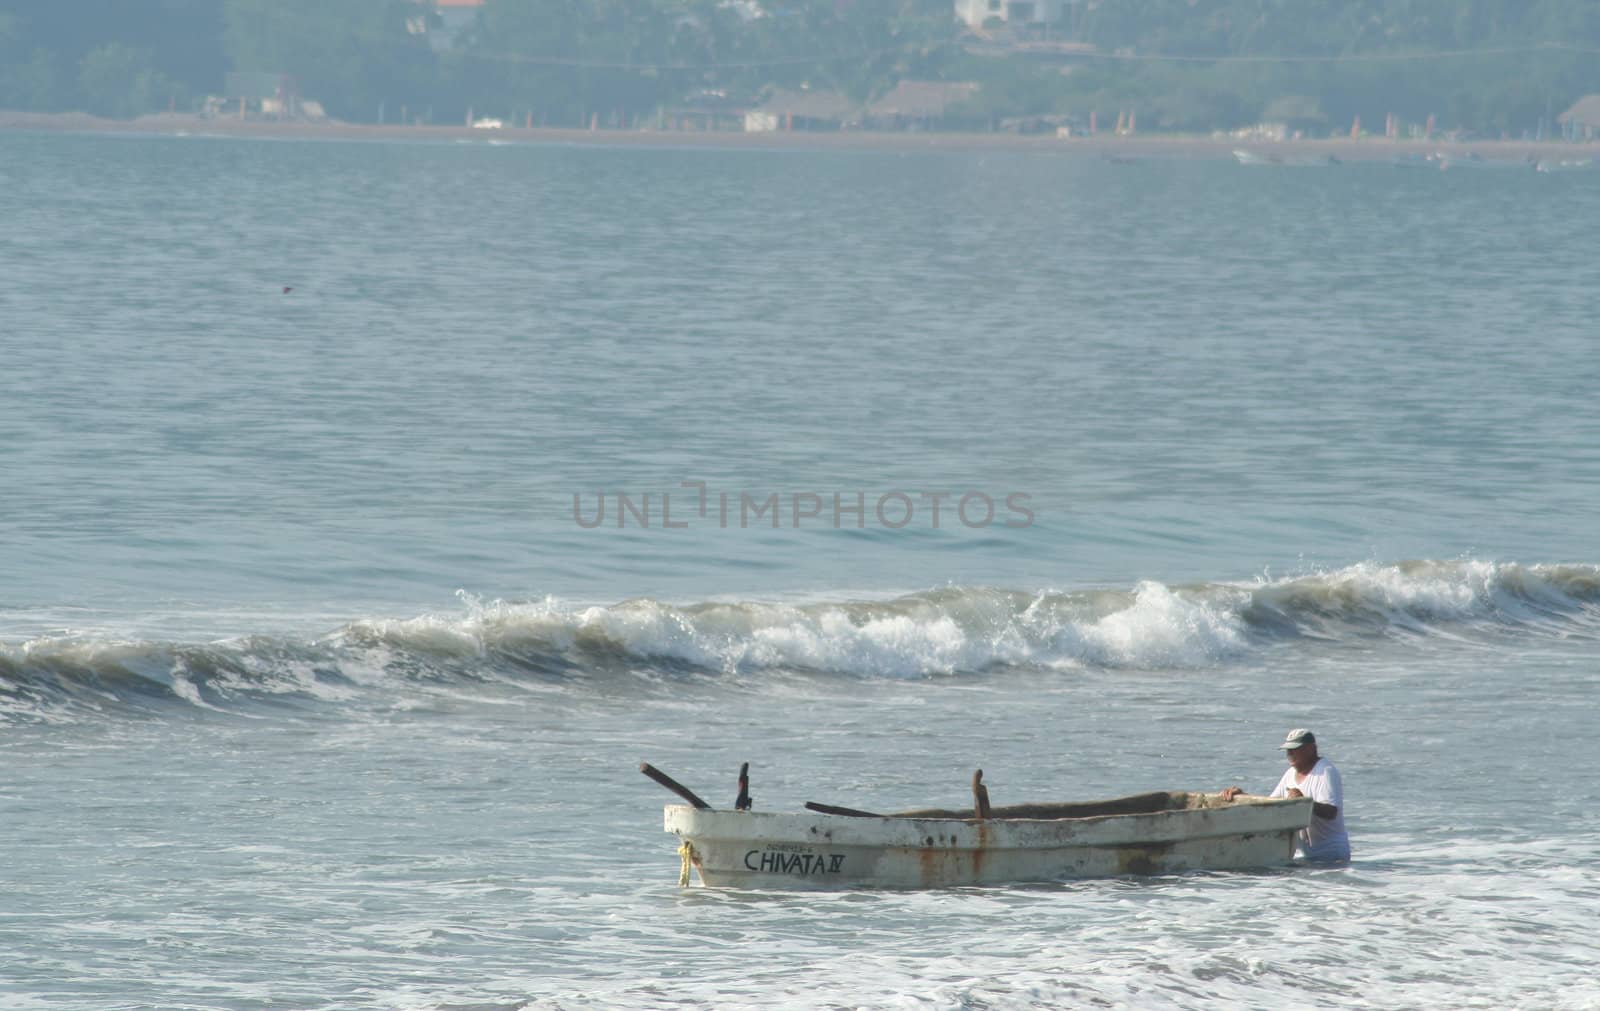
[1280,728,1316,750]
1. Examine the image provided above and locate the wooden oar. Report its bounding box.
[639,762,713,810]
[805,801,884,818]
[734,761,752,811]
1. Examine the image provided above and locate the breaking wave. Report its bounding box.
[4,560,1597,722]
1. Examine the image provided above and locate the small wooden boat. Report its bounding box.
[645,764,1313,890]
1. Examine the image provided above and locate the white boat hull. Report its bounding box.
[663,792,1311,889]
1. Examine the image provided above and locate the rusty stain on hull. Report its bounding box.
[972,820,992,880]
[1114,842,1175,876]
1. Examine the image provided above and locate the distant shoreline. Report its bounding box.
[4,109,1596,163]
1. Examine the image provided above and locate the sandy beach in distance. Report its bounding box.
[4,109,1597,164]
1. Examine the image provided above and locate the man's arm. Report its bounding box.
[1289,790,1338,820]
[1285,770,1340,820]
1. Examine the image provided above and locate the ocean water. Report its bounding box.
[2,130,1598,1010]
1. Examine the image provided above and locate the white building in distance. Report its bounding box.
[954,0,1070,29]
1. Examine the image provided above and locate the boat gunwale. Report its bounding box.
[665,793,1310,840]
[884,789,1255,823]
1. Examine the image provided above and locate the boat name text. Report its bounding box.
[745,849,846,875]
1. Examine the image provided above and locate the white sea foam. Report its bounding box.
[4,561,1598,723]
[335,560,1600,678]
[1071,579,1252,667]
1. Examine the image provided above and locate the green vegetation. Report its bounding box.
[2,0,1598,136]
[1022,0,1600,135]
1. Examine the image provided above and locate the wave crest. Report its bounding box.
[4,560,1597,721]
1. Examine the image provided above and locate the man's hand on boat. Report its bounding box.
[1220,785,1304,800]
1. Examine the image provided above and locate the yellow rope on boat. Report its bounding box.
[677,840,698,887]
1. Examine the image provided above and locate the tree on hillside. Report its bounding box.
[0,0,224,115]
[459,0,678,125]
[79,43,181,117]
[448,0,956,124]
[1055,0,1600,136]
[222,0,436,121]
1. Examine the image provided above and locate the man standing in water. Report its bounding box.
[1222,728,1351,862]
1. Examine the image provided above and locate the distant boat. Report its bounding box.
[1233,149,1336,167]
[1430,150,1488,171]
[1232,148,1281,166]
[1535,157,1594,173]
[647,764,1312,890]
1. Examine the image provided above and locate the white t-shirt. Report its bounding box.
[1270,757,1350,861]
